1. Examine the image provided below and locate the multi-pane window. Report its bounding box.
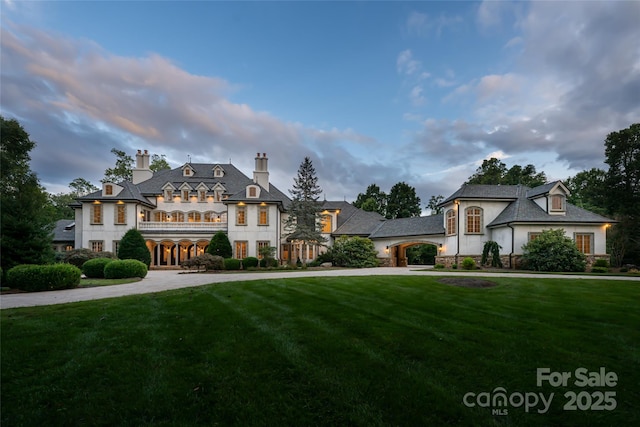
[115,204,126,224]
[528,232,542,242]
[249,187,257,197]
[154,211,168,222]
[235,241,248,259]
[90,240,103,252]
[575,233,593,254]
[551,195,565,211]
[322,214,332,233]
[257,241,270,259]
[215,190,223,202]
[105,185,113,195]
[171,211,184,222]
[466,207,482,234]
[182,190,190,202]
[446,209,456,235]
[236,206,246,225]
[199,190,206,202]
[91,204,103,224]
[113,241,120,254]
[188,212,201,222]
[165,189,173,201]
[258,206,268,225]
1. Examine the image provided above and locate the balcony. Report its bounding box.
[138,221,228,232]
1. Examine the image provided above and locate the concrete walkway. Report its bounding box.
[1,267,638,309]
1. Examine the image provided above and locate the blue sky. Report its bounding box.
[2,1,639,210]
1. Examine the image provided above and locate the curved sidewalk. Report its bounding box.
[1,268,638,309]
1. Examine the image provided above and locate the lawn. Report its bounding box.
[1,276,638,426]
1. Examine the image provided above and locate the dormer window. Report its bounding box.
[551,195,565,212]
[213,165,225,178]
[247,185,260,198]
[182,189,190,202]
[105,184,113,195]
[165,189,173,200]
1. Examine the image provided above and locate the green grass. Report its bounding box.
[2,276,638,426]
[79,277,142,287]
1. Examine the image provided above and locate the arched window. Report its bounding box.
[465,207,482,234]
[446,209,456,235]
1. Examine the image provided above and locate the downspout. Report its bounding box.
[456,203,460,265]
[507,222,515,269]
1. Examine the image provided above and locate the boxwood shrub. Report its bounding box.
[462,257,476,270]
[82,257,116,278]
[224,258,241,270]
[242,257,259,269]
[104,259,148,279]
[7,264,82,292]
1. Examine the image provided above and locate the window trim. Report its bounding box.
[445,209,457,236]
[91,203,103,225]
[550,194,565,212]
[465,206,483,234]
[236,206,247,226]
[258,206,269,226]
[575,233,594,254]
[115,203,127,225]
[235,241,248,259]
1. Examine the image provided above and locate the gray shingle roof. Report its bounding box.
[368,214,445,238]
[333,209,386,236]
[487,198,614,227]
[77,163,290,207]
[76,181,155,207]
[53,219,75,243]
[525,181,558,198]
[440,184,525,205]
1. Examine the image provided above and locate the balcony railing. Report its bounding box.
[138,221,228,232]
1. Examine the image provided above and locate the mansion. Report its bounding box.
[71,150,614,268]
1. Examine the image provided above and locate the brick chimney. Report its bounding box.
[132,149,153,184]
[253,152,269,189]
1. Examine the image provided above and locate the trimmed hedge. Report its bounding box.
[82,257,116,279]
[259,258,279,268]
[182,254,225,271]
[242,257,259,268]
[224,258,241,270]
[64,249,116,268]
[104,259,148,279]
[6,264,81,292]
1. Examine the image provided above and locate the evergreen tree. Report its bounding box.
[386,182,421,219]
[1,116,55,270]
[117,228,151,267]
[284,157,327,245]
[207,231,233,258]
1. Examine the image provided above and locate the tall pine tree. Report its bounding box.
[284,157,327,246]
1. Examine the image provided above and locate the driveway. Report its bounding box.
[1,267,638,309]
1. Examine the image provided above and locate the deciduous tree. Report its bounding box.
[386,182,421,219]
[353,183,387,216]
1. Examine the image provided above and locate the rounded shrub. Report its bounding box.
[242,257,259,269]
[259,258,278,268]
[521,229,586,272]
[7,264,81,292]
[104,259,148,279]
[82,257,116,278]
[462,257,476,270]
[224,258,241,270]
[434,263,445,269]
[117,229,151,267]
